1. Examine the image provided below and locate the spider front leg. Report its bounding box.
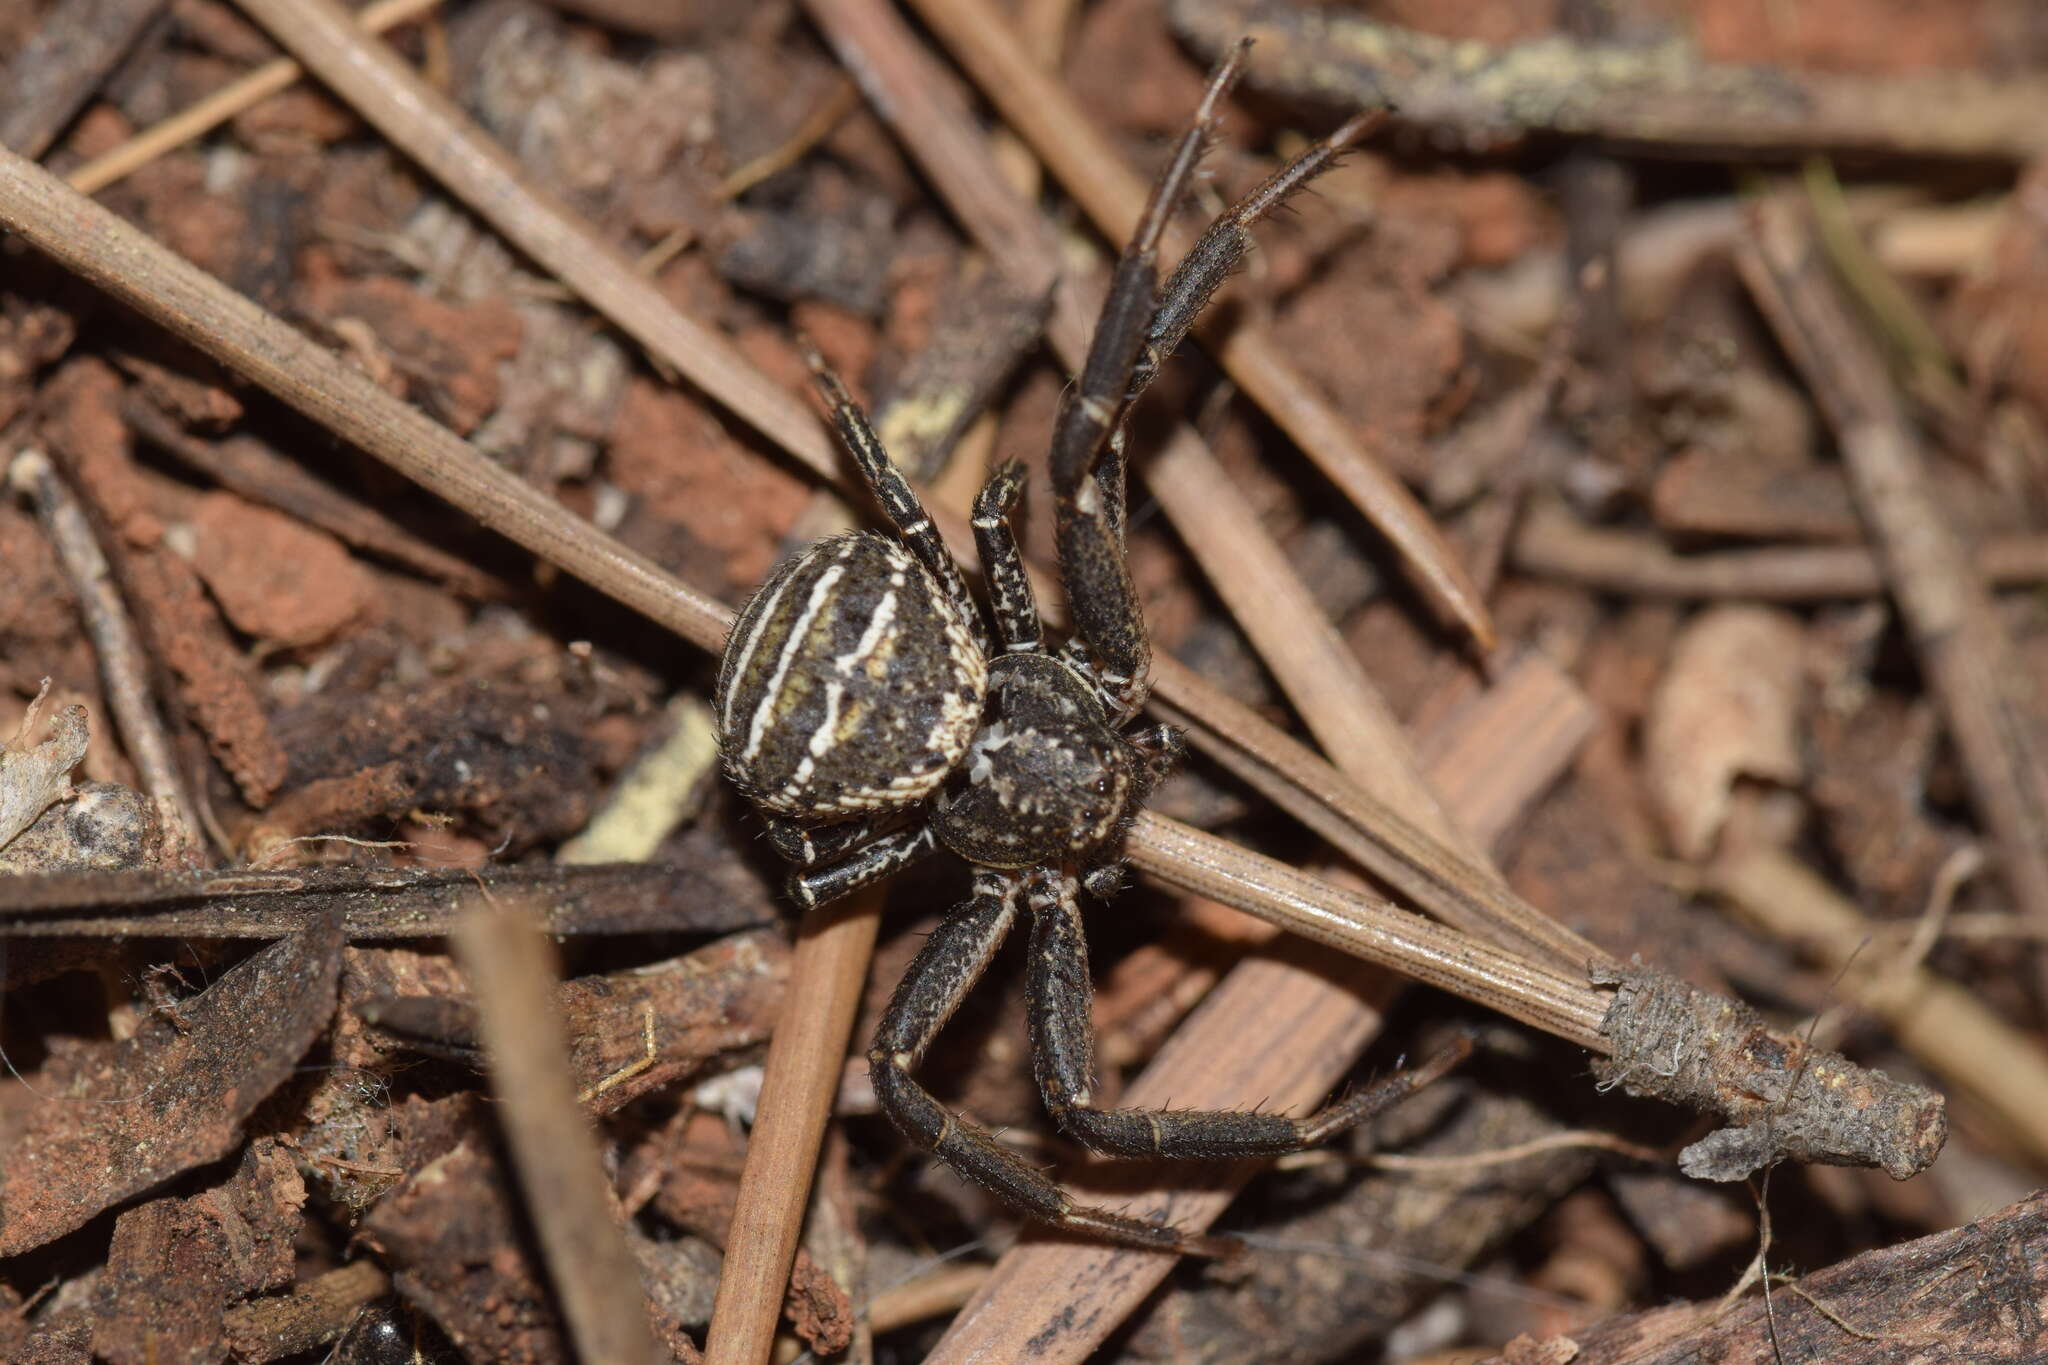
[1025,870,1471,1178]
[1048,52,1245,715]
[868,874,1235,1256]
[1123,108,1385,411]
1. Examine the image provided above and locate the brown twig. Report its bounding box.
[0,860,768,939]
[0,136,733,655]
[7,447,200,850]
[0,0,167,160]
[222,1259,391,1362]
[228,0,838,481]
[1736,199,2048,964]
[451,900,665,1365]
[704,889,882,1365]
[896,0,1495,652]
[1513,495,2048,600]
[65,0,444,197]
[868,1263,991,1337]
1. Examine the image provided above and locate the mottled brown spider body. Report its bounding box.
[714,53,1462,1256]
[717,531,984,819]
[934,652,1151,869]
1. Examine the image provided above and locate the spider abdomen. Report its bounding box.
[716,532,987,819]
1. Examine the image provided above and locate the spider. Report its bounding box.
[715,53,1463,1256]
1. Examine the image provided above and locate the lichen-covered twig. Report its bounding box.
[1592,960,1946,1182]
[1172,0,2048,160]
[1714,846,2048,1172]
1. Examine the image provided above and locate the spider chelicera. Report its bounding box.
[715,53,1462,1255]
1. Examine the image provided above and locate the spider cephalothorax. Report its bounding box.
[714,51,1459,1255]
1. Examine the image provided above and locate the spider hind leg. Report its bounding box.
[1025,871,1470,1163]
[787,823,939,910]
[867,874,1238,1256]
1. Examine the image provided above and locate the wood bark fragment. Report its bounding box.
[1486,1189,2048,1363]
[0,915,341,1256]
[0,0,166,160]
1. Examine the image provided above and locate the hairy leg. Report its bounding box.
[800,340,991,651]
[787,823,939,910]
[763,811,904,866]
[970,459,1042,654]
[1048,48,1247,709]
[868,873,1238,1255]
[1026,871,1470,1161]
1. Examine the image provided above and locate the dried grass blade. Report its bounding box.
[705,891,883,1365]
[452,902,666,1365]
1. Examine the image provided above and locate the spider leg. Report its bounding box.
[869,873,1233,1256]
[1025,869,1471,1164]
[788,823,939,911]
[763,811,905,867]
[1049,49,1246,715]
[1124,108,1385,412]
[801,342,992,651]
[971,459,1042,654]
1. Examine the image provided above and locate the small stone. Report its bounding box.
[187,492,375,648]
